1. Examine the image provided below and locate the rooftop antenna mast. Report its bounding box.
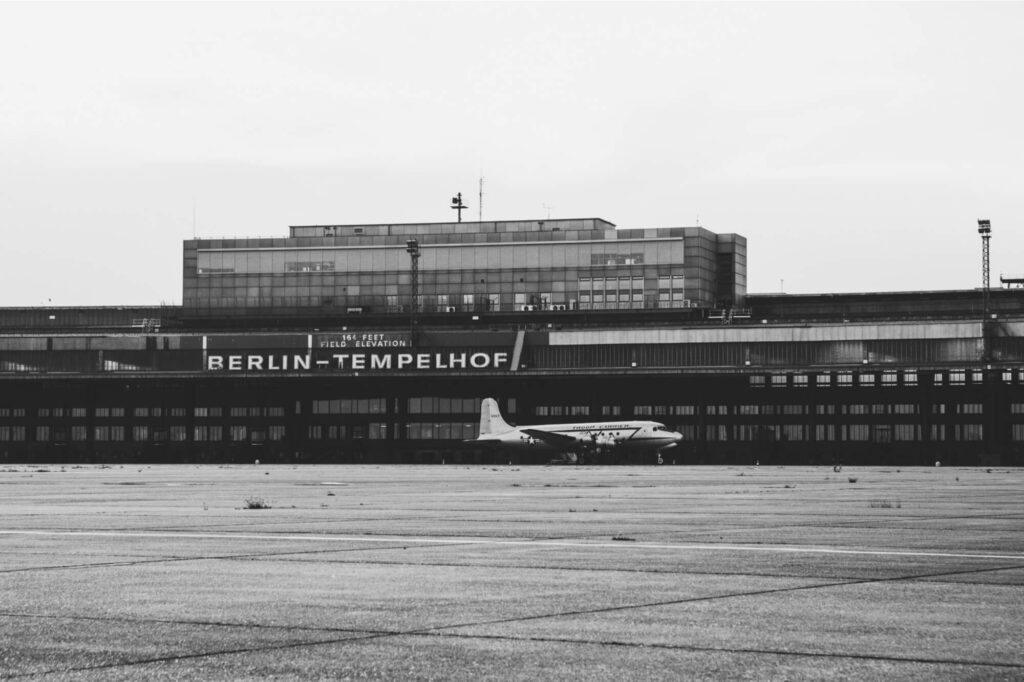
[451,192,468,222]
[542,203,553,219]
[478,174,484,222]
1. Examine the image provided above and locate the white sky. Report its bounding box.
[1,1,1022,306]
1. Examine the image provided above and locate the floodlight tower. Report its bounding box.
[978,219,992,362]
[406,239,420,344]
[978,219,992,315]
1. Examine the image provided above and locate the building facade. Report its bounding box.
[2,216,1023,466]
[184,218,747,313]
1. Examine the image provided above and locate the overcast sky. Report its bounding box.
[1,2,1022,306]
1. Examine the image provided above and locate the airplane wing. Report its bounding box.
[520,428,582,449]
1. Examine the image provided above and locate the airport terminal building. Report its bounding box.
[2,216,1023,466]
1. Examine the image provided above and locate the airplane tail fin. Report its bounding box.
[478,398,514,436]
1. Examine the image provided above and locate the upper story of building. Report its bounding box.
[183,218,746,314]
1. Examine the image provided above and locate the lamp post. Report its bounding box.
[406,239,420,345]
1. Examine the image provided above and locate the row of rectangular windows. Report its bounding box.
[0,425,286,443]
[541,403,995,417]
[688,424,990,442]
[10,423,1017,443]
[4,401,1021,421]
[193,266,682,285]
[0,407,288,419]
[751,369,1024,387]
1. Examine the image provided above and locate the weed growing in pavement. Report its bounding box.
[869,499,902,509]
[848,477,859,483]
[244,496,272,509]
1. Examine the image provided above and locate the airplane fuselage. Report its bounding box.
[470,398,683,460]
[475,420,681,453]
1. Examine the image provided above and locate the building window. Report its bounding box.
[846,425,869,441]
[0,426,26,441]
[406,422,476,440]
[285,261,335,273]
[194,426,221,442]
[956,424,983,441]
[705,425,729,441]
[894,425,920,441]
[170,426,188,442]
[815,424,836,441]
[782,425,804,441]
[132,426,149,442]
[408,398,477,414]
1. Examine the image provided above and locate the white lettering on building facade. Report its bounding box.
[206,352,509,372]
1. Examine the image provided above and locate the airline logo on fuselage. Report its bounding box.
[566,424,634,432]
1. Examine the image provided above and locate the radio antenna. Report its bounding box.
[478,173,484,222]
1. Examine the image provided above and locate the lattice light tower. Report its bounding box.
[978,219,992,362]
[978,219,992,318]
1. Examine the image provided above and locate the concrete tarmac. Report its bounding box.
[1,464,1022,680]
